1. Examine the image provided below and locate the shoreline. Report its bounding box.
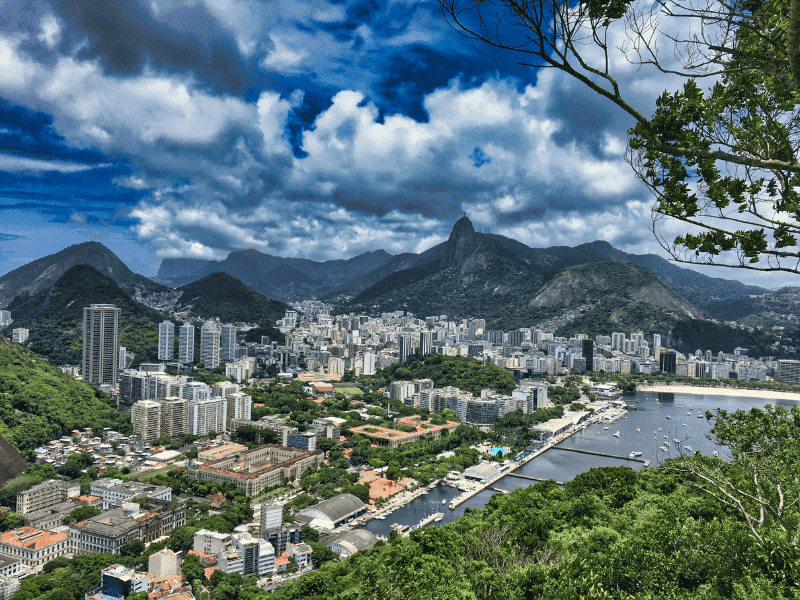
[639,384,800,402]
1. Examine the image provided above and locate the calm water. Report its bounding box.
[363,389,796,537]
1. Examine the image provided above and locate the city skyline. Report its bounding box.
[0,0,792,290]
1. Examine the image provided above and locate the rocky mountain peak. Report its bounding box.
[442,215,477,268]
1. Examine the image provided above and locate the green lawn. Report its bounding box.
[337,387,363,395]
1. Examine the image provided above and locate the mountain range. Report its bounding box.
[0,217,796,356]
[0,241,168,308]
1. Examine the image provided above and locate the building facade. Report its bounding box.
[82,304,120,388]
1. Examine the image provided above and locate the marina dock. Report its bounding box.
[550,446,650,465]
[505,473,564,485]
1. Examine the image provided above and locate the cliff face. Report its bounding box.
[441,216,478,268]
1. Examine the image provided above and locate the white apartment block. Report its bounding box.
[220,324,237,361]
[200,322,221,369]
[178,323,195,364]
[11,328,28,344]
[158,321,175,361]
[188,397,227,435]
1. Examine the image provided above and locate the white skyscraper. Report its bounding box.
[363,352,376,376]
[201,322,221,368]
[158,321,175,361]
[419,331,432,356]
[178,323,195,364]
[220,324,237,361]
[653,334,662,349]
[188,397,227,435]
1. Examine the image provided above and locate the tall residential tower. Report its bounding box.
[82,304,120,388]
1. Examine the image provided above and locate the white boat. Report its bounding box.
[713,451,719,457]
[665,441,671,447]
[613,431,620,438]
[687,412,692,415]
[637,428,640,432]
[442,499,446,505]
[659,446,666,452]
[658,428,662,432]
[603,426,609,430]
[682,423,688,427]
[666,415,672,419]
[629,451,642,458]
[674,439,680,444]
[684,445,693,452]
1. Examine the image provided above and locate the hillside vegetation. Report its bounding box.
[272,464,793,599]
[0,337,130,459]
[360,354,516,396]
[1,264,165,366]
[176,272,290,325]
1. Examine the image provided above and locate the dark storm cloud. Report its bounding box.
[0,100,107,164]
[545,74,631,156]
[0,232,25,241]
[50,0,261,95]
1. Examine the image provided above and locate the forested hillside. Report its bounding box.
[0,337,130,459]
[1,264,166,366]
[359,354,516,396]
[273,464,791,599]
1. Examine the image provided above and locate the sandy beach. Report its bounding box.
[640,384,800,402]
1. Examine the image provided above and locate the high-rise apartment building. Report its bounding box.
[200,322,221,369]
[132,400,162,443]
[158,321,175,361]
[188,397,227,435]
[220,324,237,361]
[398,334,414,363]
[82,304,121,388]
[178,323,195,364]
[226,392,252,429]
[158,397,188,440]
[419,331,432,356]
[11,328,28,344]
[652,334,662,349]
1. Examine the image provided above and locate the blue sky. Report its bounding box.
[0,0,789,288]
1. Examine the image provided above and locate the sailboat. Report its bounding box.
[613,431,620,438]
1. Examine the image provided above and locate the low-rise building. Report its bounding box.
[286,542,312,568]
[295,494,367,530]
[0,555,22,579]
[85,564,148,600]
[16,479,79,516]
[23,500,79,530]
[327,529,378,559]
[70,501,186,555]
[0,527,70,568]
[188,445,323,497]
[0,574,20,600]
[348,415,458,449]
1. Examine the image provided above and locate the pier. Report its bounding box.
[505,473,564,485]
[550,446,650,465]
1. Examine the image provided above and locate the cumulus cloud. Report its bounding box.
[2,0,772,291]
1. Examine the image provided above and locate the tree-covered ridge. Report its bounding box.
[272,464,790,599]
[1,264,167,366]
[0,337,130,459]
[360,354,516,396]
[176,271,290,325]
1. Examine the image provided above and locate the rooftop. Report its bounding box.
[0,527,69,550]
